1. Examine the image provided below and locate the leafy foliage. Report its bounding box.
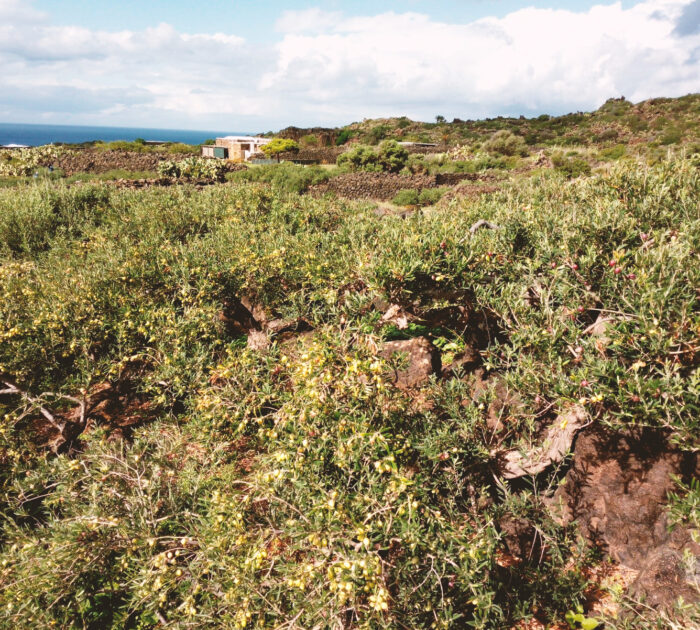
[551,152,592,178]
[0,154,698,629]
[392,187,447,206]
[483,130,529,157]
[337,140,409,173]
[391,188,420,205]
[335,129,354,145]
[228,162,333,194]
[0,145,63,176]
[157,156,228,180]
[261,138,300,161]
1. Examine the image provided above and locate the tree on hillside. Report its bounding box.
[261,138,299,162]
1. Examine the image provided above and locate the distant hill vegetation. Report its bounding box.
[274,93,700,152]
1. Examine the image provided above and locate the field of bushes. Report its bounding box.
[0,99,698,629]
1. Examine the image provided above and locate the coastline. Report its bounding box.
[0,122,247,147]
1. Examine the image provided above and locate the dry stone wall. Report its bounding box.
[44,150,195,176]
[434,173,482,186]
[280,147,347,164]
[309,172,438,200]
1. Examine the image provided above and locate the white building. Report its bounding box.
[202,136,272,161]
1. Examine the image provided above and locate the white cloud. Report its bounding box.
[0,0,46,23]
[0,10,265,127]
[275,8,343,34]
[262,1,700,122]
[0,0,698,128]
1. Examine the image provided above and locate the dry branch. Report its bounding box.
[469,219,501,234]
[0,379,87,448]
[460,219,502,242]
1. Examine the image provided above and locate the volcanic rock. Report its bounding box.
[379,337,441,389]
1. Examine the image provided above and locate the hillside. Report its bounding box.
[0,99,698,629]
[281,94,700,153]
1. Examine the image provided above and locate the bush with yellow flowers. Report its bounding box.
[0,154,698,628]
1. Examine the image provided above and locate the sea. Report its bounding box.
[0,122,249,147]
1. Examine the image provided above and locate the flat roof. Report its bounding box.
[218,136,270,142]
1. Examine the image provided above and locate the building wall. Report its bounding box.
[214,139,243,162]
[213,138,271,162]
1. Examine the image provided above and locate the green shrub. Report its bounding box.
[166,142,200,154]
[436,154,509,174]
[376,140,409,172]
[338,141,408,173]
[483,130,528,157]
[157,157,227,180]
[368,124,389,144]
[559,134,588,146]
[335,129,354,145]
[392,187,447,207]
[228,162,332,194]
[405,154,428,174]
[392,188,420,205]
[599,144,626,160]
[0,184,111,255]
[0,155,698,629]
[595,128,619,142]
[551,152,592,178]
[94,140,150,152]
[337,145,381,172]
[418,187,447,205]
[660,127,682,145]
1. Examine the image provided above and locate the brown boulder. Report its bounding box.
[246,330,270,352]
[551,425,699,610]
[379,337,441,389]
[629,546,700,610]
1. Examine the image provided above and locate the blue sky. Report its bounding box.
[34,1,636,37]
[2,0,699,130]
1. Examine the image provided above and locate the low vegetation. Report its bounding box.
[337,140,409,173]
[227,162,333,194]
[339,95,700,152]
[0,146,697,628]
[0,145,63,177]
[92,140,200,154]
[0,94,698,629]
[157,156,228,181]
[392,187,448,206]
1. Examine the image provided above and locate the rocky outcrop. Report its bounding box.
[551,425,700,610]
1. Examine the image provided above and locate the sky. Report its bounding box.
[1,0,699,131]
